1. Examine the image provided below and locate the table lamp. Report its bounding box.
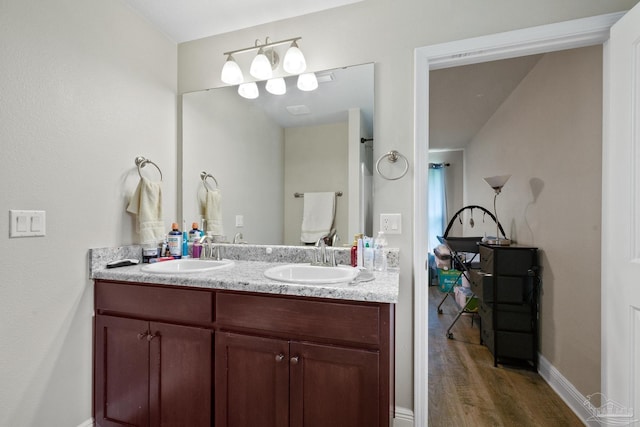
[483,174,511,246]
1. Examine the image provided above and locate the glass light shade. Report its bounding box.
[265,77,286,95]
[237,82,259,99]
[484,174,511,193]
[250,50,273,80]
[220,56,244,85]
[297,72,318,91]
[283,42,306,74]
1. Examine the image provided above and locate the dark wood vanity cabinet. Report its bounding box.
[94,281,213,427]
[94,280,394,427]
[472,244,539,369]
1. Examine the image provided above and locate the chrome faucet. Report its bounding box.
[198,234,221,260]
[233,232,244,244]
[313,237,336,266]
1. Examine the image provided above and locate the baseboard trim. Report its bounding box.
[538,354,591,423]
[77,419,93,427]
[394,406,415,427]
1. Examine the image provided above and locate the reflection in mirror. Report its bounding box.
[182,63,374,245]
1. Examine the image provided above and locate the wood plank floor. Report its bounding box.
[428,285,583,426]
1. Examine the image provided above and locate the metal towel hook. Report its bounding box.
[375,150,409,181]
[135,156,162,181]
[200,171,219,192]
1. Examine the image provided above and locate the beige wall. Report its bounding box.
[179,1,633,412]
[284,122,349,245]
[0,0,177,425]
[464,46,603,394]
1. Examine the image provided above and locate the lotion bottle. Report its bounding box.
[167,223,182,258]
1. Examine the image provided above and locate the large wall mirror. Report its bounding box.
[182,62,374,245]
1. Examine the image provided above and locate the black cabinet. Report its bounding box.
[471,244,539,369]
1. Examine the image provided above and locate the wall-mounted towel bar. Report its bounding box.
[200,171,219,191]
[294,191,343,198]
[135,156,162,181]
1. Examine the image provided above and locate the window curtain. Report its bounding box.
[428,165,447,253]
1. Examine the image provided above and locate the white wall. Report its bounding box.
[178,0,635,414]
[0,0,177,425]
[464,46,603,395]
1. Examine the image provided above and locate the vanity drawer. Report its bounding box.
[95,280,213,324]
[215,292,381,346]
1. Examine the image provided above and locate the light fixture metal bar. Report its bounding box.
[223,37,301,57]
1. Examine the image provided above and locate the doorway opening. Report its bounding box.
[412,12,622,427]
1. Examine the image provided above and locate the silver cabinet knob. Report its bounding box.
[290,356,299,364]
[137,332,148,340]
[275,353,285,362]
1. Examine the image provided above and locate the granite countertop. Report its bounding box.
[90,245,399,304]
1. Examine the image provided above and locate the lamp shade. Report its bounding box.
[297,72,318,91]
[220,55,243,85]
[250,49,273,80]
[484,174,511,192]
[238,82,259,99]
[265,77,286,95]
[283,41,306,74]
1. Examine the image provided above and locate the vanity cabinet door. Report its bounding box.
[215,332,290,427]
[149,321,212,427]
[95,315,213,427]
[289,342,379,427]
[95,315,151,427]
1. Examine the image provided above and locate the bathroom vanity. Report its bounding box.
[90,247,398,427]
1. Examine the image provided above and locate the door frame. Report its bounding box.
[412,12,623,426]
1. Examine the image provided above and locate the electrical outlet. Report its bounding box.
[235,215,244,227]
[380,213,401,234]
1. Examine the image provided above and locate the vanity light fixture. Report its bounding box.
[283,40,306,74]
[249,46,274,80]
[220,54,244,85]
[221,36,313,98]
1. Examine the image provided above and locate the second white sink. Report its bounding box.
[141,258,234,274]
[264,264,359,284]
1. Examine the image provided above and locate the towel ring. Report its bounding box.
[200,171,218,192]
[135,156,162,181]
[375,150,409,181]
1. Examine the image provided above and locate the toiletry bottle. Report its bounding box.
[374,231,388,272]
[363,238,374,271]
[356,234,364,268]
[167,223,182,258]
[182,230,188,257]
[350,235,359,267]
[188,222,201,243]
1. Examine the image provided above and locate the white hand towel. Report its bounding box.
[202,189,224,236]
[300,192,335,244]
[126,176,164,244]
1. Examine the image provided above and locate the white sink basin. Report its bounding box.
[141,258,234,274]
[264,264,359,284]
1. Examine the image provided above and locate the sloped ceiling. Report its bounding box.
[429,55,542,150]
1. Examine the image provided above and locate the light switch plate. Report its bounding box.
[380,213,401,234]
[10,210,46,237]
[235,215,244,227]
